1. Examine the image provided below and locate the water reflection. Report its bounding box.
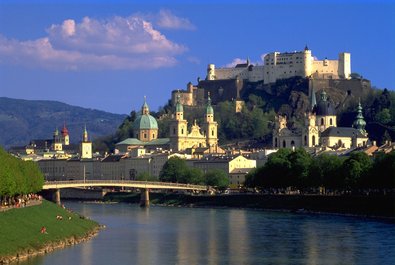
[19,203,395,265]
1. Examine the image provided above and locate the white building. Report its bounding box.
[206,47,351,84]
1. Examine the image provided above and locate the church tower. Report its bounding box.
[202,93,218,152]
[302,112,319,147]
[315,90,337,132]
[80,125,92,159]
[353,101,367,136]
[169,94,188,151]
[52,128,63,151]
[61,122,70,146]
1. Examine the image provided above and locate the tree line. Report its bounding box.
[245,148,395,194]
[0,147,44,204]
[158,157,229,189]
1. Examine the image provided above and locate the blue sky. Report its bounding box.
[0,0,394,114]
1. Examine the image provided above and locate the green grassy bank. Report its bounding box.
[0,200,99,261]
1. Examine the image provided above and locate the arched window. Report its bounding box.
[144,133,147,139]
[291,140,295,147]
[283,140,286,148]
[330,118,333,125]
[212,130,214,136]
[312,135,316,146]
[304,135,307,146]
[321,118,324,125]
[275,137,278,147]
[152,133,155,138]
[181,128,184,134]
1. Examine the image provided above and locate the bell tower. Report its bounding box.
[202,92,218,152]
[169,93,188,151]
[80,125,92,159]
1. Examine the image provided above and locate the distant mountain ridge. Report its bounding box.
[0,97,126,149]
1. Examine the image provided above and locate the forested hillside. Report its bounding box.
[0,97,126,148]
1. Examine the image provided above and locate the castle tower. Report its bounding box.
[132,97,158,142]
[338,52,351,79]
[169,94,188,151]
[353,101,367,136]
[202,93,218,152]
[52,128,63,151]
[303,45,313,77]
[207,64,216,80]
[61,122,70,145]
[80,125,92,159]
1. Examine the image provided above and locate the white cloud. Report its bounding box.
[0,13,190,71]
[224,56,265,68]
[156,9,196,30]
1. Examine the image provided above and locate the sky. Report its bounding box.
[0,0,394,114]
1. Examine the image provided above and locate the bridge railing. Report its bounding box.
[43,180,208,190]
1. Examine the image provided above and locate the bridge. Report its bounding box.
[43,180,209,207]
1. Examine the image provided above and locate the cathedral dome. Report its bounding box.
[133,114,158,130]
[133,98,158,130]
[315,90,335,116]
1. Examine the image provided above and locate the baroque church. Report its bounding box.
[115,95,222,154]
[273,89,369,150]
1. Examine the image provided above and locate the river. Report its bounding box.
[21,202,395,265]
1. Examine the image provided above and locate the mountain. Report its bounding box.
[0,97,126,149]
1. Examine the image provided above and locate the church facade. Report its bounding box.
[169,93,220,153]
[273,90,369,150]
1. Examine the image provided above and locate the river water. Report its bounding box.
[21,202,395,265]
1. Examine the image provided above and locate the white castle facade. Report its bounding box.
[206,47,351,84]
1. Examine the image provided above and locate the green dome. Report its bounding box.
[206,94,214,115]
[207,105,214,115]
[133,114,158,130]
[175,94,183,112]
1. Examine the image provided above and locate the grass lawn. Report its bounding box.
[0,200,98,257]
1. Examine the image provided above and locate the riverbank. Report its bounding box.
[104,192,395,219]
[0,200,102,264]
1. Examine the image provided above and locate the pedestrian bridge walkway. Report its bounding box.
[42,180,209,207]
[43,180,208,191]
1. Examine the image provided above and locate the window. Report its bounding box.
[321,118,324,125]
[304,135,307,146]
[312,135,316,146]
[291,140,295,147]
[283,140,286,148]
[330,118,333,125]
[152,133,155,138]
[173,128,176,135]
[212,130,214,136]
[181,128,184,134]
[275,137,278,147]
[144,133,147,139]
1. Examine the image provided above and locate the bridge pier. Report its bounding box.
[54,189,61,205]
[140,189,150,208]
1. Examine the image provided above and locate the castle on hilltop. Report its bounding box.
[207,46,351,84]
[171,47,354,109]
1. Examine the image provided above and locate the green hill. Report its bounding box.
[0,97,126,149]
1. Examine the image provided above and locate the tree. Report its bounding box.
[159,157,188,183]
[287,148,312,190]
[341,152,372,190]
[204,169,229,189]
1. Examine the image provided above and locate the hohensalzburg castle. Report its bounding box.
[206,46,351,84]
